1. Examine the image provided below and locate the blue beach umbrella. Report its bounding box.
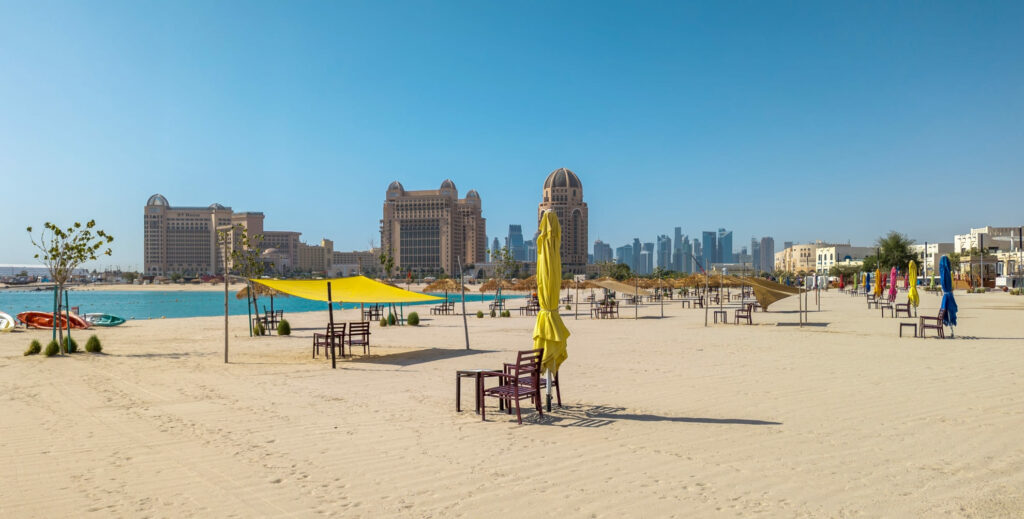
[939,256,958,331]
[865,272,871,294]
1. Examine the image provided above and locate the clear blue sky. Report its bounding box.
[2,1,1021,270]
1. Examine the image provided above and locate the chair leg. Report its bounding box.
[515,398,522,425]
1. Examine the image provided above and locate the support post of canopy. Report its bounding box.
[328,282,336,370]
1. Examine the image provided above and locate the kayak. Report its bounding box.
[16,311,90,330]
[0,311,14,332]
[83,313,126,327]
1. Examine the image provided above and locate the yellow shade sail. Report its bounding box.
[533,211,570,375]
[252,276,443,304]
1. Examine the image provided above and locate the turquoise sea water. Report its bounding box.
[0,289,516,320]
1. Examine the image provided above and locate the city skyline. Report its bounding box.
[3,2,1023,270]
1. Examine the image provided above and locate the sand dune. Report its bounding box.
[2,291,1023,517]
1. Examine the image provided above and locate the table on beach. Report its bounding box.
[455,369,502,413]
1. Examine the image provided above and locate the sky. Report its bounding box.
[1,1,1022,270]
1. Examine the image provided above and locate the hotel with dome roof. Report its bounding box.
[380,179,487,275]
[538,168,589,273]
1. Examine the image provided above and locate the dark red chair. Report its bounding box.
[347,321,371,355]
[313,322,345,359]
[480,350,543,425]
[919,309,947,338]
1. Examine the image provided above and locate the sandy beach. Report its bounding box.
[2,290,1023,517]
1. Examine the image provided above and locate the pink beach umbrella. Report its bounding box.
[889,267,898,300]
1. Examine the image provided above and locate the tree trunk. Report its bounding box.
[56,286,65,354]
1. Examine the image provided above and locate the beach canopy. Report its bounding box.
[939,256,958,327]
[252,276,442,304]
[742,277,801,310]
[907,261,920,308]
[592,279,654,296]
[533,210,569,375]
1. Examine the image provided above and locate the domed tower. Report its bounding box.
[538,168,588,273]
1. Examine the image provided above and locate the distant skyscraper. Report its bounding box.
[673,227,683,271]
[524,239,536,262]
[632,238,641,273]
[702,231,716,270]
[784,241,793,251]
[491,237,500,260]
[641,242,655,274]
[760,237,776,273]
[506,224,525,261]
[657,235,672,270]
[693,238,702,266]
[718,228,733,263]
[682,236,693,273]
[615,244,633,268]
[639,251,651,275]
[751,237,761,272]
[593,240,613,263]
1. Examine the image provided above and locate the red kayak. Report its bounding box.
[17,311,90,330]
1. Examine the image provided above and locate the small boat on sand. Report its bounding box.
[83,313,126,327]
[0,311,14,332]
[16,311,90,330]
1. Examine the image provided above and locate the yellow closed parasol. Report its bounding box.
[533,210,570,403]
[907,260,920,309]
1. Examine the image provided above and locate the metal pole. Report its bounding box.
[979,234,984,289]
[224,240,229,363]
[458,256,469,350]
[634,276,638,320]
[327,282,337,369]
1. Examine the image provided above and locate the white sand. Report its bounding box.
[2,290,1023,517]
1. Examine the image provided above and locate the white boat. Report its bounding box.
[0,311,14,332]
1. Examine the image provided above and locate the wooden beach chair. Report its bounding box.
[734,303,753,325]
[479,350,543,425]
[919,309,947,339]
[347,321,371,355]
[313,322,345,359]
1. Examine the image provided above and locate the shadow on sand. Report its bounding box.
[511,404,783,428]
[349,347,497,367]
[776,322,829,327]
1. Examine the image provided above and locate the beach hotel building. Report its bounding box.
[815,244,874,274]
[774,243,817,274]
[144,194,374,277]
[380,180,487,276]
[909,243,954,275]
[538,168,589,274]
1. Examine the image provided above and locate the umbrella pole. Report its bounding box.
[546,370,552,412]
[327,282,336,369]
[458,256,469,350]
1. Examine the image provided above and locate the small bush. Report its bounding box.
[490,309,496,318]
[24,339,42,356]
[501,310,510,317]
[1011,288,1023,296]
[565,304,571,310]
[85,335,102,353]
[44,340,59,357]
[476,310,484,318]
[277,319,291,335]
[380,318,388,327]
[253,321,265,336]
[387,313,396,326]
[407,312,420,326]
[63,336,78,354]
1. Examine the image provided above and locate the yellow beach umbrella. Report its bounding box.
[533,210,570,392]
[874,267,883,297]
[907,260,920,309]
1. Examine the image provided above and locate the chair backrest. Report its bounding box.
[275,310,283,318]
[937,308,946,322]
[326,322,345,334]
[511,349,542,385]
[349,321,370,337]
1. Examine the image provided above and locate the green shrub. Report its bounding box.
[277,319,291,335]
[63,336,78,353]
[501,310,510,317]
[1011,288,1023,296]
[565,304,571,310]
[407,312,420,326]
[24,339,42,356]
[44,340,59,357]
[476,310,484,318]
[490,309,496,318]
[85,335,102,353]
[253,321,265,336]
[387,313,396,325]
[380,318,388,327]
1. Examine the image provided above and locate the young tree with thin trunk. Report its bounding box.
[27,221,113,354]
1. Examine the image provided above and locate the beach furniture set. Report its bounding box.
[312,321,371,359]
